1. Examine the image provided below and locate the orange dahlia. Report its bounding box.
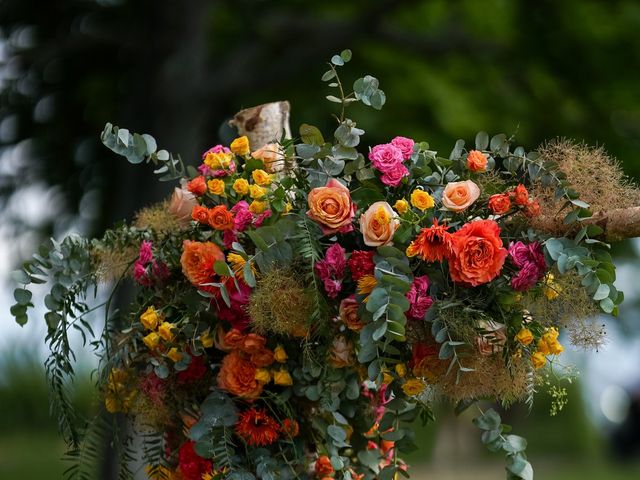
[180,240,225,288]
[407,219,453,263]
[235,408,280,446]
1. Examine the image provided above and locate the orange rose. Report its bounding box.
[488,193,511,215]
[307,178,356,235]
[513,184,529,206]
[169,187,197,226]
[339,296,364,331]
[251,348,275,368]
[447,220,508,286]
[208,205,234,231]
[186,176,207,196]
[442,180,480,212]
[315,456,334,477]
[467,150,488,172]
[217,351,263,399]
[359,201,399,247]
[282,419,300,437]
[524,199,541,217]
[191,205,210,225]
[242,333,267,354]
[180,240,225,288]
[223,328,246,350]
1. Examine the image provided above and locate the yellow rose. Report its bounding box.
[395,363,407,378]
[200,330,214,348]
[249,200,268,214]
[143,332,160,350]
[531,352,546,369]
[410,189,435,211]
[359,201,399,247]
[158,322,176,342]
[140,306,160,330]
[230,136,250,156]
[273,368,293,386]
[274,345,288,363]
[283,202,293,214]
[204,152,232,170]
[252,169,272,186]
[394,199,409,215]
[255,368,271,384]
[249,184,267,199]
[207,179,225,196]
[402,378,426,396]
[233,178,249,195]
[515,328,534,346]
[167,347,182,362]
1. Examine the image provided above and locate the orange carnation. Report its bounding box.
[488,193,511,215]
[208,205,234,231]
[407,219,453,263]
[447,220,508,286]
[467,150,488,172]
[180,240,225,288]
[217,351,263,399]
[307,178,356,235]
[315,456,334,477]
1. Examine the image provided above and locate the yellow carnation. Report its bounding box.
[515,328,534,346]
[158,322,176,342]
[273,368,293,386]
[252,169,272,186]
[207,178,225,196]
[274,345,288,363]
[143,332,161,350]
[233,178,250,195]
[249,184,267,199]
[394,199,409,215]
[140,306,160,330]
[402,378,426,396]
[410,189,435,211]
[230,136,250,156]
[249,200,268,214]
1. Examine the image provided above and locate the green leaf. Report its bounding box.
[213,261,233,277]
[503,435,527,453]
[326,95,342,103]
[327,425,347,443]
[449,139,465,160]
[340,49,352,62]
[14,288,32,305]
[473,409,501,431]
[599,297,615,313]
[299,124,325,145]
[593,283,610,301]
[475,131,489,151]
[331,55,344,66]
[321,70,336,81]
[11,269,30,284]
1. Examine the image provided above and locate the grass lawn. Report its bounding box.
[0,432,66,479]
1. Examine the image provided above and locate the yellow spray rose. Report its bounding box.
[143,332,160,350]
[207,179,225,196]
[410,189,435,211]
[204,152,232,170]
[255,368,271,384]
[273,369,293,386]
[230,136,250,156]
[140,306,160,330]
[158,322,176,342]
[252,169,272,186]
[402,378,426,396]
[233,178,249,195]
[249,184,267,199]
[531,352,546,369]
[395,363,407,378]
[274,345,288,363]
[515,328,534,346]
[394,199,409,214]
[249,200,268,214]
[167,347,182,362]
[200,330,214,348]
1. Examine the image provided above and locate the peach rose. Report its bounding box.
[252,143,285,173]
[447,220,508,286]
[169,187,197,226]
[307,178,356,235]
[223,328,246,350]
[442,180,480,212]
[359,201,399,247]
[241,333,267,354]
[466,150,488,172]
[217,351,263,399]
[339,296,365,332]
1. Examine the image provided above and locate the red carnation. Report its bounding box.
[177,354,208,384]
[178,441,212,480]
[348,250,375,281]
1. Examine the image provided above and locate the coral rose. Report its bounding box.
[466,150,488,172]
[208,205,234,231]
[180,240,225,288]
[307,178,356,234]
[442,180,480,212]
[447,220,508,286]
[191,205,210,225]
[488,193,511,215]
[513,184,529,206]
[315,456,334,476]
[217,351,263,399]
[186,176,207,196]
[359,201,399,247]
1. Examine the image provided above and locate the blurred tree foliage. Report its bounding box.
[1,0,640,249]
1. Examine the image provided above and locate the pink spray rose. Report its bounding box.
[368,143,404,173]
[390,136,415,160]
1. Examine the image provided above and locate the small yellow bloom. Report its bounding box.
[230,136,251,156]
[252,169,272,186]
[158,322,176,342]
[140,306,160,330]
[204,152,232,170]
[207,178,225,196]
[357,275,378,296]
[543,273,561,300]
[255,368,271,384]
[405,242,418,258]
[167,347,182,362]
[395,363,407,378]
[410,189,435,211]
[382,370,394,385]
[233,178,250,195]
[394,199,409,215]
[249,184,268,199]
[515,328,534,346]
[274,345,288,363]
[402,378,426,396]
[273,368,293,386]
[283,202,293,214]
[531,351,546,369]
[143,332,161,350]
[538,327,563,355]
[249,200,268,214]
[200,330,214,348]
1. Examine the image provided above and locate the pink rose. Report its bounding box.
[511,262,543,291]
[253,210,272,228]
[391,136,415,160]
[359,201,399,247]
[380,164,409,187]
[442,180,481,212]
[202,144,231,157]
[368,143,404,174]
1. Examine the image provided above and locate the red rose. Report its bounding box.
[488,193,511,215]
[447,220,508,286]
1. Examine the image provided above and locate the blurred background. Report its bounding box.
[1,0,640,478]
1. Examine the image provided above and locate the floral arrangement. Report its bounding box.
[11,50,639,480]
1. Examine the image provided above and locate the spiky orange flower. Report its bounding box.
[235,408,280,446]
[180,240,225,288]
[407,219,453,263]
